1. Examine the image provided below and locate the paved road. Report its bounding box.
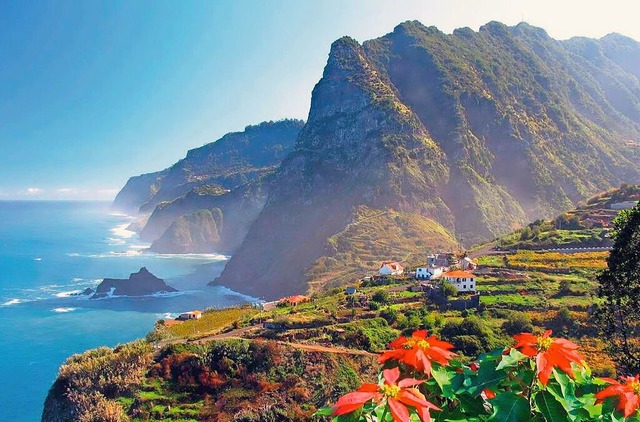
[469,245,611,259]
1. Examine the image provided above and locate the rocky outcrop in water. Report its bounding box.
[91,267,176,298]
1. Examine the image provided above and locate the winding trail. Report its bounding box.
[157,325,376,357]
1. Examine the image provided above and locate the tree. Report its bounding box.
[440,281,458,298]
[371,290,390,305]
[596,204,640,374]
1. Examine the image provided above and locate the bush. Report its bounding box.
[502,311,534,335]
[371,290,391,305]
[441,282,458,298]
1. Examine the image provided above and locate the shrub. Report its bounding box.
[502,311,534,335]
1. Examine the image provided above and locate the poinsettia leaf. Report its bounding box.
[489,392,531,422]
[496,348,529,371]
[468,359,507,396]
[457,393,489,416]
[534,390,569,422]
[431,365,456,399]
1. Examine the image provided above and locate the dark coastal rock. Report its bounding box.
[91,267,177,299]
[81,288,94,296]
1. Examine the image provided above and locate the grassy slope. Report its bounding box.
[305,205,458,293]
[492,184,640,250]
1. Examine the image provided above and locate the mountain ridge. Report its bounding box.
[213,21,640,299]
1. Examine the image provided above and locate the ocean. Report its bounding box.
[0,201,252,421]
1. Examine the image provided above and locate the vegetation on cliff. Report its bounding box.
[215,22,640,299]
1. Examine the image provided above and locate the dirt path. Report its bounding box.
[158,325,376,357]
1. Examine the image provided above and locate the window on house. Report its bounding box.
[463,285,466,289]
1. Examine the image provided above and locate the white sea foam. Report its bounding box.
[55,290,82,298]
[67,253,80,257]
[1,298,21,306]
[110,223,136,239]
[52,307,76,313]
[72,277,83,282]
[107,237,127,245]
[34,257,42,261]
[109,211,130,217]
[128,244,148,250]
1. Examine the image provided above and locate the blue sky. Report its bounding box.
[1,0,638,200]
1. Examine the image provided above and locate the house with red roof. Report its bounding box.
[443,270,476,293]
[378,261,404,276]
[278,295,310,306]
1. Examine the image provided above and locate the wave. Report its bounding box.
[128,244,148,250]
[1,298,21,306]
[107,237,127,245]
[55,290,82,298]
[110,223,136,239]
[34,257,42,261]
[109,211,130,218]
[89,289,189,301]
[52,307,76,313]
[69,250,227,261]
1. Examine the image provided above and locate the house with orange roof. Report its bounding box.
[278,295,310,306]
[443,270,476,293]
[378,261,404,276]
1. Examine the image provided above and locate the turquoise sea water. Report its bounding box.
[0,201,252,421]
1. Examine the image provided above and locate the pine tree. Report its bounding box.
[597,203,640,374]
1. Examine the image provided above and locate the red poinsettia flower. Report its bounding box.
[512,330,584,385]
[332,367,440,422]
[379,330,457,375]
[595,375,640,418]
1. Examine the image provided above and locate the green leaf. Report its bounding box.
[496,348,529,371]
[534,390,569,422]
[468,359,507,396]
[431,365,456,399]
[313,407,335,416]
[489,392,531,422]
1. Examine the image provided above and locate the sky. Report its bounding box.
[1,0,639,200]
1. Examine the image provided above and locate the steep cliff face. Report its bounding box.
[113,170,165,213]
[214,37,454,298]
[114,119,303,214]
[215,23,640,299]
[150,209,222,253]
[140,175,270,253]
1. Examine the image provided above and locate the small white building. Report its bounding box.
[460,257,477,271]
[443,270,476,293]
[610,201,638,210]
[378,261,404,276]
[177,310,202,320]
[415,266,445,280]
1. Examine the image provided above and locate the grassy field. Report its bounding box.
[165,307,258,339]
[305,205,458,293]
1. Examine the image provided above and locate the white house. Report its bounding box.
[378,261,404,276]
[415,266,445,280]
[460,257,477,271]
[177,310,202,320]
[443,270,476,293]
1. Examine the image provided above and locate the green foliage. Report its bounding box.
[596,202,640,374]
[371,290,391,305]
[502,311,534,336]
[441,316,507,356]
[440,281,458,298]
